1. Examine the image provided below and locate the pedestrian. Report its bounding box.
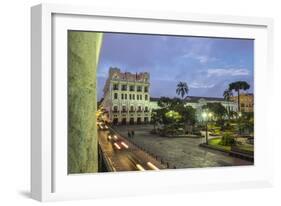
[128,130,131,139]
[131,130,135,138]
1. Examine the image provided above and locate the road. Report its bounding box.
[98,127,166,172]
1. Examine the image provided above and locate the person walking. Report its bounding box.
[131,130,135,138]
[128,130,131,139]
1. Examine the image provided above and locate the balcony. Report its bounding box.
[121,110,127,113]
[121,85,127,91]
[129,110,135,113]
[144,110,149,113]
[137,110,142,113]
[112,110,119,113]
[137,86,142,92]
[129,86,135,92]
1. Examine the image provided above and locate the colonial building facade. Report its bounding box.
[230,93,254,113]
[101,68,151,124]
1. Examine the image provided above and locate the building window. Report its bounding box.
[144,106,148,112]
[121,94,124,100]
[122,106,127,112]
[125,94,127,100]
[140,95,142,100]
[137,95,139,100]
[129,85,135,91]
[144,117,148,123]
[138,106,142,112]
[113,84,119,90]
[144,86,148,92]
[114,93,118,99]
[113,106,118,112]
[121,84,127,91]
[137,86,142,92]
[145,95,148,100]
[129,94,132,100]
[133,94,135,100]
[130,106,134,112]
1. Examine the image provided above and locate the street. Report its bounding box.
[98,126,167,172]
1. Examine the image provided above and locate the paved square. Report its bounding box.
[113,124,252,169]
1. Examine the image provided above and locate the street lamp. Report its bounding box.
[238,112,242,134]
[202,111,212,145]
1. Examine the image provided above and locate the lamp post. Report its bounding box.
[238,112,242,135]
[202,111,213,145]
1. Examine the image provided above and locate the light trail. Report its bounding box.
[121,142,129,149]
[136,164,146,171]
[147,162,160,170]
[114,142,121,150]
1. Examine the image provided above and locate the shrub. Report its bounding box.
[220,132,235,146]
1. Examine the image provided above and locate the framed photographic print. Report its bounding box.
[31,3,274,201]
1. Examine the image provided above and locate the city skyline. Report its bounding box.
[97,32,254,101]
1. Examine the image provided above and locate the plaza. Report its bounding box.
[112,124,252,169]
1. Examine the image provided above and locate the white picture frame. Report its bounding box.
[31,3,274,202]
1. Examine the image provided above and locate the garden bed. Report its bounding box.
[165,134,201,138]
[200,137,254,162]
[207,138,231,152]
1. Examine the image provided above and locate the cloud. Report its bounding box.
[181,52,217,64]
[207,68,250,77]
[189,82,215,89]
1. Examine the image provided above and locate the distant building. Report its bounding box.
[230,93,254,112]
[150,96,238,121]
[101,68,151,124]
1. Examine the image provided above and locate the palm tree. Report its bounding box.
[223,89,233,117]
[228,81,250,112]
[176,82,189,99]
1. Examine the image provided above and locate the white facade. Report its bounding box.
[101,68,151,124]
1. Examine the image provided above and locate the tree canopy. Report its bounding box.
[176,81,189,99]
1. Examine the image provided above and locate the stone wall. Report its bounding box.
[68,31,103,174]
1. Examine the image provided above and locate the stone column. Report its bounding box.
[68,31,103,174]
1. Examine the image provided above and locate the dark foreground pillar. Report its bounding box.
[68,31,103,174]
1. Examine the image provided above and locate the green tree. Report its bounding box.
[174,104,197,134]
[176,82,189,99]
[151,109,162,130]
[165,110,182,123]
[202,102,227,119]
[174,104,196,125]
[163,110,182,135]
[223,89,233,119]
[158,97,174,108]
[240,112,254,135]
[202,102,227,128]
[158,97,182,109]
[228,81,250,112]
[220,132,235,146]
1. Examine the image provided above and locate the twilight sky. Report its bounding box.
[97,32,254,101]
